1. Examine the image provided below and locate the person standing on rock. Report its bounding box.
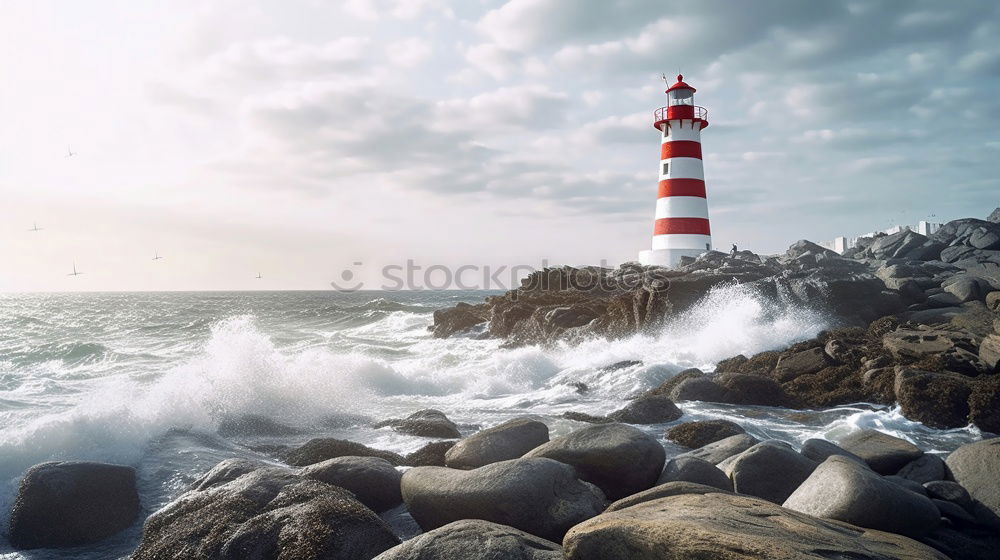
[730,244,738,257]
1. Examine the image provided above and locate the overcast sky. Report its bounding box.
[1,0,998,291]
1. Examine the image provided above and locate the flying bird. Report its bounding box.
[68,262,83,276]
[29,222,43,232]
[152,250,163,261]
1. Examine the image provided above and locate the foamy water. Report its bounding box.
[0,286,981,558]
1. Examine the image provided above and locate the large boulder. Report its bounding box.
[722,441,818,503]
[894,369,972,429]
[445,417,549,469]
[838,429,924,474]
[783,456,940,539]
[677,433,759,464]
[946,438,1000,517]
[524,423,665,500]
[605,481,733,512]
[715,373,790,407]
[665,419,745,449]
[190,458,271,491]
[895,454,947,484]
[606,394,683,424]
[400,457,605,542]
[773,347,831,382]
[8,461,141,549]
[656,457,731,491]
[131,468,400,559]
[800,439,867,466]
[373,519,562,560]
[968,376,1000,433]
[668,376,729,402]
[286,438,405,467]
[375,409,461,439]
[564,492,948,559]
[300,456,403,512]
[404,441,456,467]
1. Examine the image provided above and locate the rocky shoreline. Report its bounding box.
[7,211,1000,559]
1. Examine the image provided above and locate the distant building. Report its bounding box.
[820,221,943,254]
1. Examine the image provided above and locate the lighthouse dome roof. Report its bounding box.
[666,74,696,94]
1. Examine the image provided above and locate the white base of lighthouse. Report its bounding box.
[638,248,707,267]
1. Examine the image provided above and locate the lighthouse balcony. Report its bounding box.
[654,105,708,130]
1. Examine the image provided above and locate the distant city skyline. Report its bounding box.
[2,0,998,291]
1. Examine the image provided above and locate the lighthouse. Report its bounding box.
[638,75,712,267]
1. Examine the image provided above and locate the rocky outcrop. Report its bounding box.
[838,430,924,475]
[783,456,940,538]
[665,419,745,448]
[375,409,461,439]
[563,492,948,559]
[946,439,1000,517]
[524,423,665,500]
[444,417,549,469]
[373,519,562,560]
[300,456,403,512]
[8,461,140,549]
[132,467,400,560]
[286,438,405,467]
[400,458,605,542]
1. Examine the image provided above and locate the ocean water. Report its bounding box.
[0,286,982,558]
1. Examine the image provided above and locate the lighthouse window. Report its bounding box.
[662,162,669,175]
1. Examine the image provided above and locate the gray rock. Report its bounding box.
[372,519,562,560]
[989,208,1000,224]
[286,438,405,467]
[444,417,548,469]
[8,461,140,549]
[774,347,830,382]
[300,456,403,512]
[885,475,929,496]
[400,457,605,542]
[524,423,665,500]
[723,441,818,504]
[924,480,974,512]
[783,456,940,539]
[946,438,1000,517]
[668,376,728,402]
[656,457,732,491]
[191,458,273,491]
[665,419,745,449]
[565,491,948,559]
[404,441,456,467]
[132,468,399,559]
[980,334,1000,371]
[605,481,732,513]
[933,499,976,524]
[800,439,867,466]
[943,274,993,302]
[375,409,461,438]
[677,433,759,465]
[606,394,683,424]
[838,429,924,474]
[896,454,947,484]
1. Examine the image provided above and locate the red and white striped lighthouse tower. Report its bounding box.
[639,75,712,267]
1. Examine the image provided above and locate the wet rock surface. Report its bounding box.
[524,423,665,500]
[563,491,948,560]
[400,457,605,542]
[665,418,745,448]
[444,417,549,469]
[9,461,141,550]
